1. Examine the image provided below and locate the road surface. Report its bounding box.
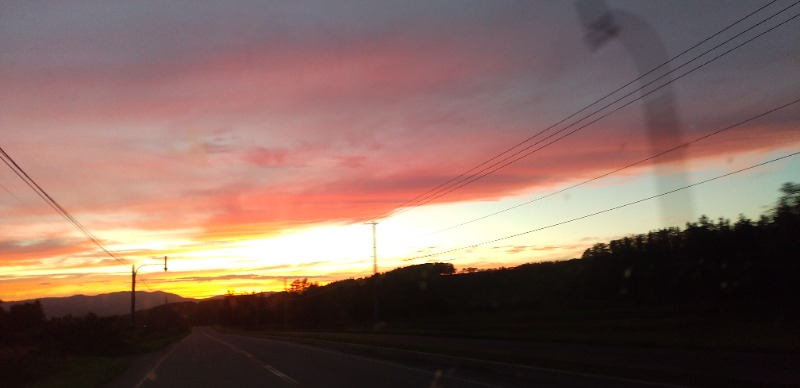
[108,327,677,387]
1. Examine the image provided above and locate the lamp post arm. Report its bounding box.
[130,257,168,328]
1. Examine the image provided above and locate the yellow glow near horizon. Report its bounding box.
[3,152,798,302]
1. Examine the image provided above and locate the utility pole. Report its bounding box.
[131,256,167,327]
[131,265,136,327]
[367,222,380,329]
[283,277,288,329]
[369,222,378,274]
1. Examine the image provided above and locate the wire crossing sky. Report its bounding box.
[414,96,800,242]
[1,1,799,300]
[407,150,800,261]
[0,147,127,266]
[369,0,800,222]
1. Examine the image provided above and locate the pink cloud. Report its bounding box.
[244,147,290,167]
[1,1,799,277]
[0,238,92,266]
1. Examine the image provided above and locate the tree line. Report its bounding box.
[2,181,797,378]
[0,298,189,386]
[177,182,800,333]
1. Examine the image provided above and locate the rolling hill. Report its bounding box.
[0,291,193,318]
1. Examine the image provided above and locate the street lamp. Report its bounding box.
[131,256,167,327]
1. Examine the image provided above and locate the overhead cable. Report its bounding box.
[0,146,127,265]
[416,96,800,239]
[405,150,800,262]
[368,0,799,222]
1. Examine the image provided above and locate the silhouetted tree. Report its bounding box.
[8,301,45,333]
[47,312,129,356]
[0,302,7,346]
[170,184,799,338]
[288,278,318,295]
[144,304,190,334]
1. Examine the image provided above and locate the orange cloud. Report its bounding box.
[2,1,798,299]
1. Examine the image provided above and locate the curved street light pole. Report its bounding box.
[131,256,168,327]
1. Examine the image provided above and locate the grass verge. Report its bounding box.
[23,356,129,388]
[7,330,189,388]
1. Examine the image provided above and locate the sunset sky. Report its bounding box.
[2,1,799,301]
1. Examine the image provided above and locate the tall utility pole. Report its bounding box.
[131,256,168,327]
[369,222,378,274]
[130,265,136,327]
[367,222,380,329]
[283,277,288,329]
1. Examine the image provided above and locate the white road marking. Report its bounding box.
[221,333,503,388]
[134,334,192,388]
[202,329,300,385]
[228,333,684,388]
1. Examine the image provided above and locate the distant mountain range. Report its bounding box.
[0,291,194,318]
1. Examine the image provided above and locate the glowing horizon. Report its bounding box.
[2,1,799,301]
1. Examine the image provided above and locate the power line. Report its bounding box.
[0,146,127,265]
[387,0,800,219]
[405,150,800,262]
[415,96,800,239]
[426,4,800,207]
[367,0,799,222]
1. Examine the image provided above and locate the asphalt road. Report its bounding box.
[108,327,679,388]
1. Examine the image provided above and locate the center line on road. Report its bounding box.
[203,329,300,385]
[227,334,504,388]
[232,333,684,388]
[290,342,504,388]
[264,364,297,382]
